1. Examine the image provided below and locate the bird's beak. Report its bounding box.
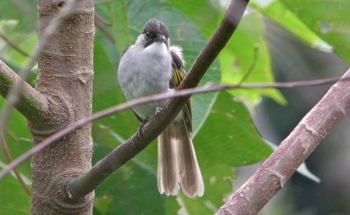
[155,34,166,43]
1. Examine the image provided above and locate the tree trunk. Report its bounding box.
[29,0,95,214]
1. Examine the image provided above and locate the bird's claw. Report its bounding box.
[155,107,163,115]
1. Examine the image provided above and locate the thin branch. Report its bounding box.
[237,45,260,85]
[0,60,46,122]
[1,135,31,196]
[0,75,346,180]
[95,21,115,44]
[238,76,344,89]
[216,69,350,214]
[0,33,29,57]
[94,12,112,25]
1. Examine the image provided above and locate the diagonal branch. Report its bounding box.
[216,69,350,214]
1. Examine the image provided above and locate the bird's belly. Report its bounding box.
[122,66,172,120]
[128,80,170,120]
[118,46,173,120]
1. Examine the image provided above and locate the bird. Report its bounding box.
[117,18,204,198]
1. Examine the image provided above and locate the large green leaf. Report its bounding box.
[280,0,350,63]
[109,1,130,55]
[0,99,32,177]
[0,100,32,215]
[194,91,272,167]
[179,164,235,214]
[250,0,332,52]
[0,2,37,74]
[0,1,37,31]
[166,0,221,38]
[221,11,286,105]
[0,20,38,68]
[0,98,32,214]
[0,174,31,215]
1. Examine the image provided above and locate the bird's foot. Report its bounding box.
[155,107,163,116]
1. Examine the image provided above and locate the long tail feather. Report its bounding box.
[176,120,204,197]
[157,127,180,195]
[157,120,204,197]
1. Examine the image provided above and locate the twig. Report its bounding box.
[94,12,112,25]
[1,135,31,196]
[0,32,29,57]
[0,75,346,180]
[95,21,115,44]
[237,45,260,85]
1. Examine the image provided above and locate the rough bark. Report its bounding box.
[29,0,95,214]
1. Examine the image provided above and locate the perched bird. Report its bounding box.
[117,19,204,197]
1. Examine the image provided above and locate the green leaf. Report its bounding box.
[250,0,332,52]
[0,174,31,215]
[0,1,37,31]
[93,28,140,144]
[195,91,272,167]
[109,1,130,55]
[166,0,222,38]
[280,0,350,63]
[0,98,32,178]
[180,164,235,214]
[0,21,37,69]
[221,12,286,105]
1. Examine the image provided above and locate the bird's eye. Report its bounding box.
[145,31,156,39]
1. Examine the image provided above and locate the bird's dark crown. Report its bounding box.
[142,19,169,39]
